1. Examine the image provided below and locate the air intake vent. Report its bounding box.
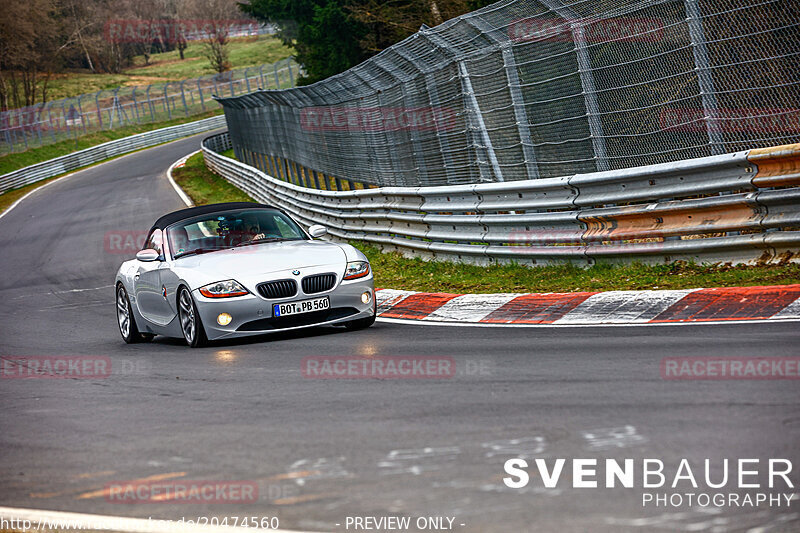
[302,273,336,294]
[257,279,297,299]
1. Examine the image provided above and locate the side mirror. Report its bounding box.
[136,249,161,262]
[309,225,328,238]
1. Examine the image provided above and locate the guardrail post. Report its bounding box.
[685,0,725,156]
[310,168,321,189]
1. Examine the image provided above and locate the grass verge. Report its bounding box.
[172,152,254,205]
[173,152,800,292]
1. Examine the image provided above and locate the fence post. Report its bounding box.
[45,102,57,143]
[244,68,251,93]
[95,90,104,128]
[259,65,266,89]
[540,0,609,172]
[458,61,504,182]
[163,84,171,118]
[131,87,141,123]
[180,80,189,116]
[145,85,155,122]
[77,95,88,134]
[197,79,206,111]
[465,17,540,180]
[273,62,281,88]
[501,45,539,179]
[685,0,724,155]
[286,58,294,86]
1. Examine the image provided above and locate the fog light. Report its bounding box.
[361,291,372,304]
[217,312,232,326]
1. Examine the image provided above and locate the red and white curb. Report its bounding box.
[375,285,800,326]
[166,150,199,207]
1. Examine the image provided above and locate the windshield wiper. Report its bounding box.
[174,247,220,259]
[234,237,285,247]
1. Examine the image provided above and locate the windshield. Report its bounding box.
[166,208,307,259]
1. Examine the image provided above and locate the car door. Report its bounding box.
[133,229,174,326]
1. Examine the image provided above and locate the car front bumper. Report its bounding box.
[192,276,375,340]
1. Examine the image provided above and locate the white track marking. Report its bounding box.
[166,151,198,207]
[0,506,316,533]
[553,289,698,324]
[423,293,520,322]
[0,170,82,222]
[376,316,800,328]
[771,296,800,319]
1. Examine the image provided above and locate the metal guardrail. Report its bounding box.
[203,131,800,266]
[0,115,226,194]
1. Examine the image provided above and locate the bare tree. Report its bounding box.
[0,0,60,109]
[187,0,243,73]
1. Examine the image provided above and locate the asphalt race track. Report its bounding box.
[1,134,799,533]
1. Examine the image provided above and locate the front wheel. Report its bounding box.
[116,284,153,343]
[178,286,207,347]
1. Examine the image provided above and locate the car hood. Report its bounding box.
[173,240,347,282]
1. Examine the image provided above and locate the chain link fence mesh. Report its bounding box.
[216,0,799,188]
[0,58,298,155]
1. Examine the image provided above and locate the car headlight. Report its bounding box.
[343,261,370,280]
[198,280,249,298]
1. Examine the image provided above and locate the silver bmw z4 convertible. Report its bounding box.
[115,202,376,347]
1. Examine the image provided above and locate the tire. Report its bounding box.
[178,286,207,348]
[345,312,376,331]
[116,284,153,343]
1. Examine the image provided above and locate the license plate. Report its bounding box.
[273,296,330,317]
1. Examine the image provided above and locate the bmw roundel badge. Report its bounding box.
[292,270,301,276]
